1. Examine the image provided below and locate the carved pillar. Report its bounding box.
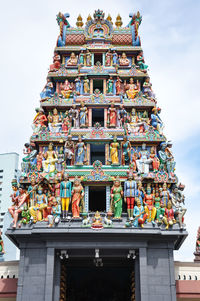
[105,143,110,165]
[56,82,60,94]
[86,143,90,165]
[91,53,94,66]
[104,108,107,127]
[84,186,89,212]
[88,108,92,127]
[90,79,93,94]
[106,186,111,212]
[103,79,107,95]
[102,53,105,66]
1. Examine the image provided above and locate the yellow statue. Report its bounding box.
[125,78,140,99]
[42,143,58,173]
[110,136,119,165]
[119,52,129,66]
[67,52,78,66]
[29,185,47,223]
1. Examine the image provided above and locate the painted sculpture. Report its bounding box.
[110,177,123,218]
[110,136,119,165]
[124,172,137,220]
[71,177,84,218]
[42,143,58,174]
[60,174,72,218]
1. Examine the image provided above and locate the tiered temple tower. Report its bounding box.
[7,10,187,301]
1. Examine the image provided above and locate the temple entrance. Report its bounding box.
[89,186,106,212]
[63,258,133,301]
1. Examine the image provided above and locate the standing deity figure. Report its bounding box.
[118,104,128,127]
[56,147,65,172]
[54,177,61,203]
[149,147,160,172]
[105,49,112,66]
[42,143,58,174]
[48,108,62,133]
[162,201,175,229]
[133,199,147,228]
[125,78,140,99]
[40,79,54,100]
[110,136,120,165]
[86,49,92,66]
[48,199,61,227]
[171,184,186,229]
[110,177,123,218]
[124,172,137,220]
[49,52,61,72]
[116,77,122,95]
[32,108,47,134]
[60,173,72,218]
[79,102,88,127]
[75,136,86,165]
[71,177,84,218]
[27,178,37,207]
[119,52,130,66]
[79,50,85,65]
[158,142,175,178]
[154,187,164,223]
[143,77,155,99]
[143,184,156,225]
[160,182,170,208]
[75,76,81,95]
[60,79,72,99]
[121,136,131,165]
[136,181,145,205]
[36,151,43,171]
[29,185,47,223]
[107,76,114,94]
[83,76,90,94]
[136,51,148,72]
[112,50,118,65]
[69,104,79,128]
[151,107,163,134]
[66,52,78,66]
[64,135,75,166]
[107,103,117,127]
[62,111,70,133]
[136,143,152,174]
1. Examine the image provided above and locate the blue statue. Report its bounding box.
[40,79,54,100]
[56,12,70,47]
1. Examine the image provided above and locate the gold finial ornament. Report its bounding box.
[76,14,83,28]
[87,14,92,22]
[106,14,113,24]
[115,14,123,28]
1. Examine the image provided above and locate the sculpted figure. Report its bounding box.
[171,184,186,229]
[158,142,175,178]
[32,108,47,134]
[143,184,156,225]
[40,79,54,100]
[162,201,175,229]
[9,185,28,228]
[136,51,148,72]
[79,50,85,65]
[69,105,79,128]
[105,49,112,66]
[112,50,118,65]
[48,199,61,227]
[22,143,37,174]
[29,185,47,223]
[62,111,70,133]
[60,173,72,218]
[64,135,75,165]
[36,151,43,171]
[149,147,160,172]
[86,49,92,66]
[54,177,61,203]
[110,136,119,165]
[110,177,123,218]
[0,230,5,254]
[75,136,86,165]
[125,78,140,99]
[49,52,61,72]
[107,103,117,127]
[71,177,84,218]
[116,76,122,95]
[118,104,128,127]
[124,172,137,220]
[67,52,78,66]
[56,147,65,172]
[143,77,155,99]
[83,76,90,94]
[107,76,114,94]
[151,107,163,134]
[74,76,81,95]
[133,199,147,228]
[79,102,88,127]
[60,79,72,99]
[121,136,131,165]
[119,52,129,66]
[136,143,152,174]
[160,182,170,208]
[48,108,62,133]
[42,143,58,173]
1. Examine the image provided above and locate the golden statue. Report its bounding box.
[42,143,58,173]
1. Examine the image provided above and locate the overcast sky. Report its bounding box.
[0,0,200,261]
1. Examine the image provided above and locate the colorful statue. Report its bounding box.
[86,49,92,66]
[133,198,147,228]
[105,50,112,66]
[60,174,72,218]
[121,136,131,165]
[110,136,119,165]
[32,108,47,134]
[36,151,43,171]
[143,77,155,99]
[42,143,58,173]
[62,111,70,133]
[162,201,174,229]
[66,52,78,66]
[149,147,160,172]
[48,108,62,133]
[54,177,61,203]
[160,182,170,208]
[64,135,75,165]
[136,143,152,174]
[112,50,118,65]
[69,104,79,128]
[151,107,163,134]
[56,147,65,172]
[48,199,61,227]
[71,177,84,218]
[158,142,175,178]
[136,51,148,72]
[56,12,70,47]
[91,211,103,229]
[107,103,117,127]
[118,104,128,127]
[27,178,37,207]
[18,204,31,226]
[83,76,90,94]
[136,181,145,205]
[125,78,140,99]
[154,187,164,223]
[60,79,72,99]
[107,76,114,94]
[40,79,54,100]
[75,136,86,165]
[124,172,137,220]
[75,77,81,95]
[143,184,156,225]
[22,143,37,174]
[29,185,47,223]
[171,184,186,229]
[116,77,122,95]
[49,52,61,72]
[119,52,129,66]
[79,50,85,65]
[79,102,88,127]
[110,177,123,218]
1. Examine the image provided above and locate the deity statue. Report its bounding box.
[74,76,81,95]
[79,102,88,127]
[110,136,119,165]
[112,50,118,65]
[110,177,123,218]
[27,178,37,207]
[29,185,47,223]
[64,135,75,166]
[107,103,117,127]
[162,201,175,229]
[79,50,85,65]
[69,104,79,128]
[60,173,72,218]
[160,182,170,208]
[151,107,163,134]
[154,187,164,223]
[54,177,61,203]
[149,147,160,172]
[49,52,61,72]
[107,76,114,94]
[42,143,58,173]
[22,143,37,174]
[136,143,152,174]
[40,79,54,100]
[143,184,156,225]
[56,146,65,172]
[127,108,147,134]
[86,49,92,66]
[48,108,62,133]
[158,142,175,178]
[83,76,90,94]
[171,184,186,229]
[116,77,122,95]
[105,49,112,66]
[60,79,72,99]
[136,181,145,205]
[124,172,137,220]
[32,108,47,134]
[75,136,86,165]
[121,136,131,165]
[143,77,155,99]
[118,104,128,127]
[66,52,78,66]
[119,52,130,66]
[125,78,140,99]
[136,51,148,72]
[133,198,147,228]
[91,211,103,229]
[71,177,84,218]
[36,151,43,171]
[48,199,61,227]
[62,111,70,133]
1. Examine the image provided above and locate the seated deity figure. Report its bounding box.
[60,79,72,99]
[143,77,155,99]
[69,104,79,128]
[136,143,152,174]
[75,136,87,165]
[48,199,61,227]
[66,52,78,66]
[119,52,130,66]
[162,201,175,230]
[133,199,147,228]
[40,79,54,100]
[9,185,28,228]
[136,51,148,72]
[42,143,58,173]
[79,102,88,127]
[48,108,62,133]
[49,52,61,72]
[29,185,47,223]
[32,108,47,134]
[125,78,140,99]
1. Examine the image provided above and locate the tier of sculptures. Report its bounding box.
[8,174,186,230]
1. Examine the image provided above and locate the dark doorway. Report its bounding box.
[65,260,132,301]
[94,53,103,65]
[90,144,105,164]
[93,79,103,93]
[89,186,106,212]
[92,108,104,127]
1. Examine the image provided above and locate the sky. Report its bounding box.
[0,0,200,261]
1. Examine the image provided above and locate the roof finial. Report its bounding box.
[76,14,83,28]
[115,14,123,28]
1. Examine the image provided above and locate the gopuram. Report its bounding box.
[6,10,187,301]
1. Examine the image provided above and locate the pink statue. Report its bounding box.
[49,52,61,72]
[116,77,122,95]
[71,177,84,218]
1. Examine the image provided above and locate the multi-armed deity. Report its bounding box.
[9,9,186,231]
